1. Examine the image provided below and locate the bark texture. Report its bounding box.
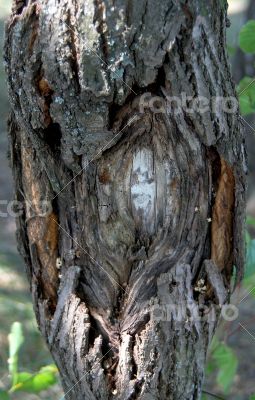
[5,0,246,399]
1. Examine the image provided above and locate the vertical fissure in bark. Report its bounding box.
[94,0,109,64]
[42,122,62,153]
[66,7,81,93]
[12,0,29,16]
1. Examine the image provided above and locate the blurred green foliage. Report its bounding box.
[239,20,255,53]
[0,323,58,399]
[206,337,238,394]
[238,77,255,116]
[204,216,255,398]
[238,20,255,116]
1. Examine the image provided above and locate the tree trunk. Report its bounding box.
[4,0,246,399]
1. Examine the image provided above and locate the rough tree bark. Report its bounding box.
[4,0,246,399]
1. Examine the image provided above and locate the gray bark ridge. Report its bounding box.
[5,0,246,399]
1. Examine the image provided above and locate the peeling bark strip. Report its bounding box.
[5,0,246,399]
[211,158,235,280]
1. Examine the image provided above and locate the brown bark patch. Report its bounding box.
[211,158,235,280]
[98,167,111,184]
[27,213,59,309]
[38,78,53,97]
[28,4,41,54]
[37,77,54,126]
[21,143,59,308]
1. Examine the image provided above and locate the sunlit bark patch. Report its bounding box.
[131,148,156,235]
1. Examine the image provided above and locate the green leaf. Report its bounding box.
[39,364,58,374]
[0,390,10,400]
[238,77,255,116]
[250,395,255,400]
[239,20,255,54]
[11,365,58,393]
[212,342,238,393]
[8,322,24,384]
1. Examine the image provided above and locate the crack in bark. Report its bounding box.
[66,7,81,93]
